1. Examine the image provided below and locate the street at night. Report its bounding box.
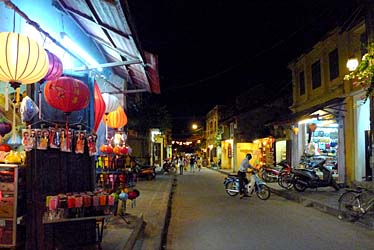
[166,169,374,250]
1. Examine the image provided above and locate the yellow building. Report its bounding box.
[288,20,368,184]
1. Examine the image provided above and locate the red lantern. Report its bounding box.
[100,144,113,154]
[0,144,11,152]
[103,106,128,129]
[44,77,90,114]
[120,146,128,155]
[93,81,106,133]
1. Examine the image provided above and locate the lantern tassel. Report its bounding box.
[5,84,8,111]
[38,83,42,119]
[65,114,70,150]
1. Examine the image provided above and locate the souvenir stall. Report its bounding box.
[0,31,139,249]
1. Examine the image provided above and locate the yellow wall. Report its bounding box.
[344,96,356,183]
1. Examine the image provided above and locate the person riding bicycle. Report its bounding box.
[238,153,256,199]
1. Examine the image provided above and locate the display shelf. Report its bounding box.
[0,164,25,248]
[43,215,111,224]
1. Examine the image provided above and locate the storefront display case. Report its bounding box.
[0,164,26,249]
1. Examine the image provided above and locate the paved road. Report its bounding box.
[166,168,374,250]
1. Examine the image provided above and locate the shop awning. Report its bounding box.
[268,97,346,126]
[55,0,160,94]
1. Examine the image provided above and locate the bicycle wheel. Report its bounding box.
[338,191,360,221]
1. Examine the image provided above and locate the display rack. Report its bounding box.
[0,164,25,249]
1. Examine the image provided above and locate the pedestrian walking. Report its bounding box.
[197,157,202,171]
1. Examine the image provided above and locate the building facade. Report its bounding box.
[288,19,369,184]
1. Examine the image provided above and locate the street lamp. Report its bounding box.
[192,123,198,130]
[346,57,359,71]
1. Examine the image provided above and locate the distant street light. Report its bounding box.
[192,123,198,130]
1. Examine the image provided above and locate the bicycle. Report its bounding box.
[338,186,374,221]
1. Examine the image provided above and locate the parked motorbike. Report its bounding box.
[223,170,271,200]
[260,160,292,183]
[291,159,340,192]
[134,164,156,180]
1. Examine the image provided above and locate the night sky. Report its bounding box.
[127,0,358,134]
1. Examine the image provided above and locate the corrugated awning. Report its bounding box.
[55,0,160,94]
[268,97,346,126]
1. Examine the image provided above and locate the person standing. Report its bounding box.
[190,156,195,173]
[178,156,184,175]
[238,153,255,199]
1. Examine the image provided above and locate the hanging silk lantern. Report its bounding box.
[102,93,119,114]
[20,96,39,122]
[44,77,90,149]
[0,32,49,84]
[103,105,127,129]
[93,81,106,133]
[43,50,63,81]
[38,50,63,119]
[44,76,90,113]
[0,32,49,109]
[0,119,11,143]
[102,93,119,139]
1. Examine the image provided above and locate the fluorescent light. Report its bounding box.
[61,32,102,72]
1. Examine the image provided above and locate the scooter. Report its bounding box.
[291,159,340,192]
[223,170,271,200]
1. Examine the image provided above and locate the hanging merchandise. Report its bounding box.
[74,130,86,154]
[38,50,63,119]
[93,81,106,134]
[36,129,49,150]
[0,32,49,109]
[7,104,21,147]
[87,134,98,156]
[20,96,39,122]
[103,106,128,129]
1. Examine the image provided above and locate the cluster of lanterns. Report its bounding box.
[100,144,129,156]
[0,32,128,146]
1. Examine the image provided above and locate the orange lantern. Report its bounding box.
[103,106,127,129]
[113,146,122,155]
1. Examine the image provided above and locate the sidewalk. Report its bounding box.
[99,174,174,250]
[213,167,374,229]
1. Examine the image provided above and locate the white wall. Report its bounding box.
[355,97,370,181]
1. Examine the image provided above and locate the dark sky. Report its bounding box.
[127,0,358,134]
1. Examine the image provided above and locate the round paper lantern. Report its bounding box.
[0,120,11,137]
[120,146,128,155]
[103,106,127,129]
[20,96,39,122]
[0,32,49,85]
[118,191,128,201]
[43,50,63,81]
[113,146,122,155]
[44,77,90,114]
[0,144,11,152]
[100,144,113,154]
[93,81,106,133]
[127,191,137,200]
[102,93,119,114]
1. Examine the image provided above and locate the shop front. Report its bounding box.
[291,107,344,183]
